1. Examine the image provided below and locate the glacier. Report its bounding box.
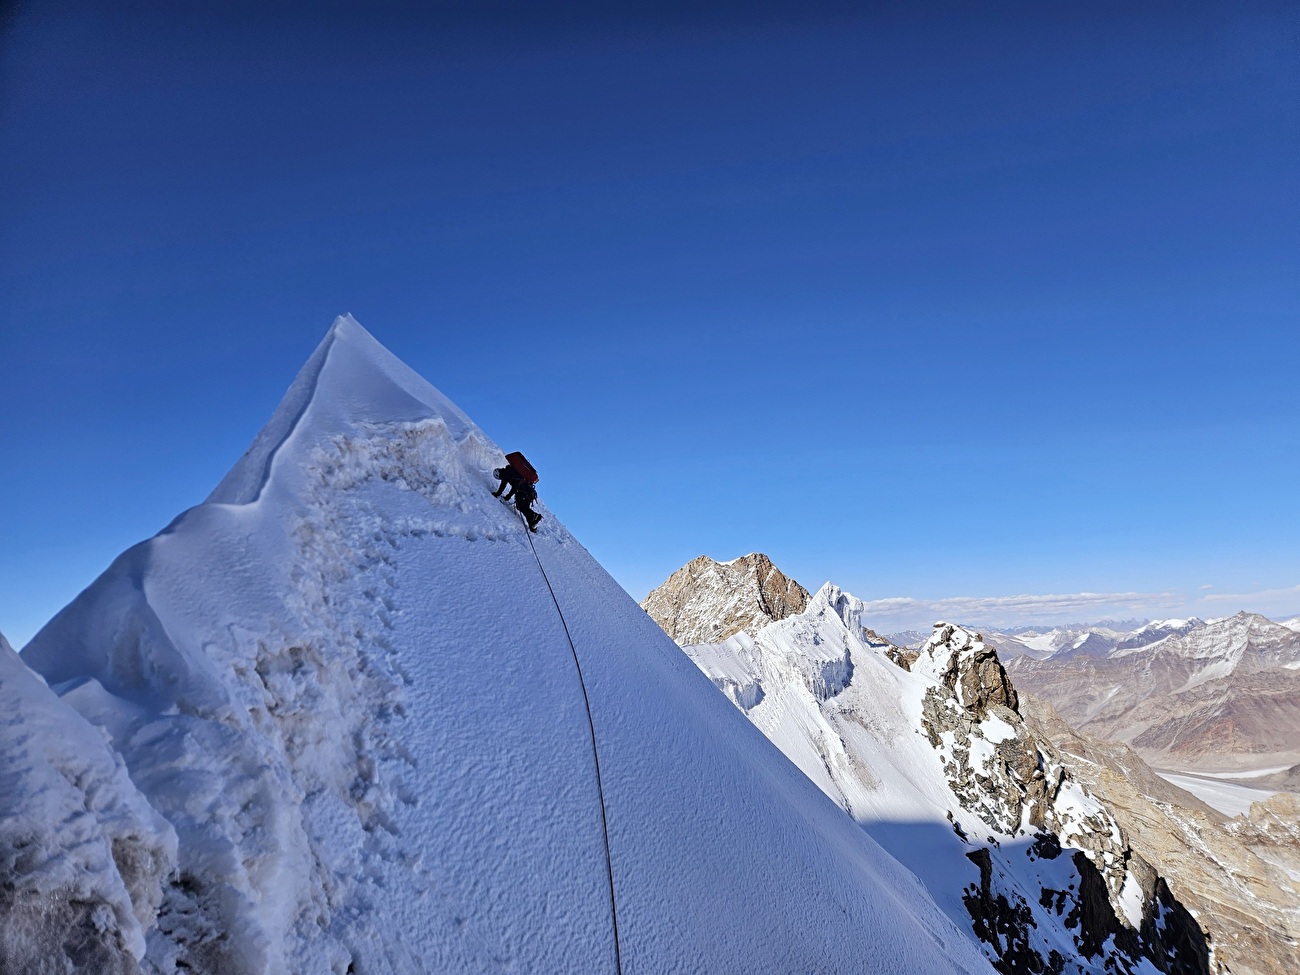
[11,316,996,974]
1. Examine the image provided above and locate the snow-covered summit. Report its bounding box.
[206,314,477,507]
[16,317,993,975]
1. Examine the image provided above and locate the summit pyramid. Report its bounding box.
[13,317,993,974]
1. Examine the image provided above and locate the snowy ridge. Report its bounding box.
[16,317,994,975]
[685,591,1217,974]
[0,630,176,972]
[207,315,478,507]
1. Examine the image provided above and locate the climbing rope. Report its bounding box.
[519,513,625,975]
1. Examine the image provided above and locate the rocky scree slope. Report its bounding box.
[641,552,810,645]
[684,582,1217,975]
[1022,694,1300,975]
[10,316,997,975]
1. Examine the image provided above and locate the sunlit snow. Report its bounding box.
[11,316,995,975]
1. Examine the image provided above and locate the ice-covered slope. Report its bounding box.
[684,588,1217,974]
[19,316,994,975]
[0,629,176,974]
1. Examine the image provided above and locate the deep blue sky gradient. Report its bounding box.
[2,1,1297,643]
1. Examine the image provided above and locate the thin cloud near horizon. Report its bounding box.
[1202,583,1300,604]
[857,584,1300,631]
[857,590,1183,630]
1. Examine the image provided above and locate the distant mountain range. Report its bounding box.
[999,614,1300,773]
[880,614,1300,773]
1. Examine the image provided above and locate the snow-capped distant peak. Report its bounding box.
[1107,616,1204,653]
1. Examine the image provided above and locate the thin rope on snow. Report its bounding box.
[521,513,625,975]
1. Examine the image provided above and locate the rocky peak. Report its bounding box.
[641,553,811,645]
[916,622,1020,718]
[900,622,1216,973]
[1116,617,1205,651]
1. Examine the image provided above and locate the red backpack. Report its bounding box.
[505,451,539,484]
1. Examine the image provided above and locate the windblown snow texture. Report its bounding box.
[0,630,176,974]
[19,317,995,974]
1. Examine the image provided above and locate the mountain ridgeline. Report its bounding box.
[4,319,1292,975]
[4,318,998,975]
[644,557,1300,975]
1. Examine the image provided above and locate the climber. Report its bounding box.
[512,478,543,533]
[492,452,543,533]
[491,464,524,501]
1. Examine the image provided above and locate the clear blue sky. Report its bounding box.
[2,1,1297,644]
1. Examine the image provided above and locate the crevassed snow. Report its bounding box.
[18,316,994,975]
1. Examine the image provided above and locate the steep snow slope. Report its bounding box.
[0,629,176,974]
[685,590,1216,975]
[20,316,994,975]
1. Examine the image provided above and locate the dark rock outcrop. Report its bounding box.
[908,622,1219,975]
